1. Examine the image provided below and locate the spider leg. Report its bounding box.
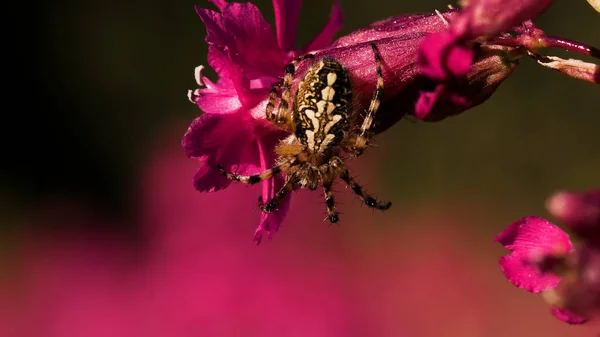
[350,43,384,157]
[265,80,282,122]
[321,171,339,223]
[258,175,297,213]
[331,157,391,210]
[217,159,296,185]
[273,53,315,127]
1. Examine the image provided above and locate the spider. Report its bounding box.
[218,43,391,223]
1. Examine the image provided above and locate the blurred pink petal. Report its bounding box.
[496,216,573,293]
[550,306,588,324]
[546,189,600,242]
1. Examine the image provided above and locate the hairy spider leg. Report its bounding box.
[272,53,315,127]
[331,158,391,210]
[352,43,384,156]
[217,159,296,185]
[258,176,297,212]
[321,172,339,223]
[265,80,282,121]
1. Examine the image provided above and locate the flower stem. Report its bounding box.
[490,35,600,61]
[540,35,600,60]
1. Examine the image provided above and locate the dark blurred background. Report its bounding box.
[1,0,599,336]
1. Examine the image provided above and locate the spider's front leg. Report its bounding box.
[330,157,391,211]
[217,159,294,185]
[348,43,384,157]
[320,169,339,223]
[258,175,296,213]
[264,53,315,131]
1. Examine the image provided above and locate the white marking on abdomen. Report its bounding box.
[327,72,337,86]
[316,100,326,114]
[326,102,335,115]
[305,130,315,150]
[321,86,335,101]
[323,114,342,134]
[304,109,320,132]
[319,133,336,151]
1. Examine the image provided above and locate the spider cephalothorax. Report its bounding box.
[219,43,391,223]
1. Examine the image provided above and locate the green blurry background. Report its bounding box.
[1,0,599,335]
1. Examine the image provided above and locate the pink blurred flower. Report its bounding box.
[418,0,600,120]
[3,135,599,336]
[547,189,600,243]
[495,216,573,294]
[496,189,600,324]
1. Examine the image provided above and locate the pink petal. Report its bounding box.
[331,11,458,48]
[208,0,228,11]
[550,306,588,324]
[193,61,244,115]
[495,216,573,293]
[418,31,473,82]
[454,0,554,39]
[415,84,469,120]
[204,46,256,109]
[304,0,344,52]
[192,163,232,193]
[253,129,291,244]
[254,181,291,245]
[546,189,600,239]
[496,216,572,254]
[272,0,302,50]
[498,254,562,293]
[183,113,266,193]
[195,3,286,81]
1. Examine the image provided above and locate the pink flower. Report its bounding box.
[495,216,573,294]
[496,189,600,324]
[418,0,600,121]
[183,0,343,244]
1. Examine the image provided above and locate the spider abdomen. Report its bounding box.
[293,58,353,153]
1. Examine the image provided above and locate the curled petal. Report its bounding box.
[495,216,573,293]
[550,306,588,324]
[272,0,302,50]
[529,54,600,84]
[418,31,473,81]
[415,84,468,120]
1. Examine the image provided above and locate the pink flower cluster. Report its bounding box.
[496,189,600,323]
